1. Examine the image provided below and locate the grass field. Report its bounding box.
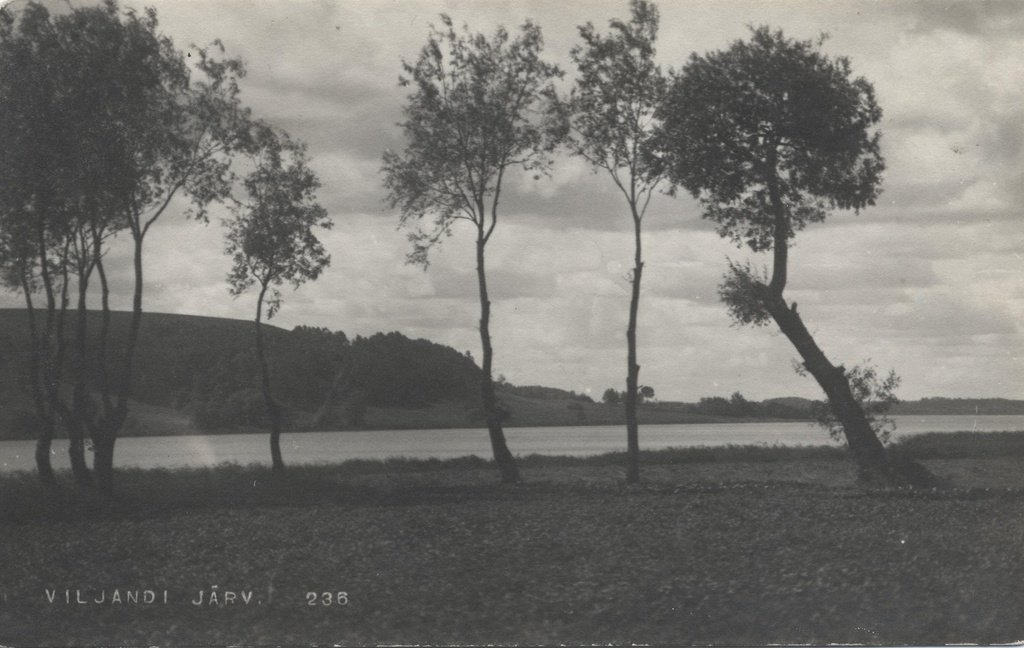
[2,434,1023,646]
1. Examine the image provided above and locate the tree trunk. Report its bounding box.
[34,433,56,488]
[254,284,285,471]
[762,175,890,483]
[762,291,891,482]
[91,250,118,496]
[68,264,95,487]
[68,433,92,486]
[475,238,520,484]
[22,283,57,487]
[624,212,644,484]
[93,435,116,496]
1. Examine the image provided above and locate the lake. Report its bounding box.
[2,415,1023,474]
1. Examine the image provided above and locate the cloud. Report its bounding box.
[900,0,1024,37]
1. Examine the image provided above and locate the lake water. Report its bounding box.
[2,415,1023,474]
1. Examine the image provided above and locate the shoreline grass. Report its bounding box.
[4,431,1024,523]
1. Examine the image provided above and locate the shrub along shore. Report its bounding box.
[2,431,1024,646]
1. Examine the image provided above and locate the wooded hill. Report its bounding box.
[0,309,482,439]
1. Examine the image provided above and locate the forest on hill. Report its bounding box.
[0,309,484,438]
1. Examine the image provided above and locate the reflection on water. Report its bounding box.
[2,415,1023,473]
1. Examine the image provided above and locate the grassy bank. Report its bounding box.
[3,436,1024,645]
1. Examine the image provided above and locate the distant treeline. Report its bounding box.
[496,382,594,403]
[669,395,1024,418]
[663,393,811,420]
[890,398,1024,416]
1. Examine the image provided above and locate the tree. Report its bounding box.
[0,1,249,493]
[562,0,667,484]
[381,15,563,484]
[225,123,331,471]
[602,387,622,405]
[638,384,655,403]
[85,29,250,495]
[656,27,894,481]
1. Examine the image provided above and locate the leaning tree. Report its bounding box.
[656,27,894,482]
[225,122,331,472]
[562,0,667,484]
[382,15,564,484]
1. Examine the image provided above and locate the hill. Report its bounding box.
[0,309,483,439]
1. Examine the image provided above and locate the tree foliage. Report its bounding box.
[797,361,901,445]
[602,388,622,406]
[638,385,655,403]
[563,0,665,201]
[718,259,771,327]
[658,26,884,257]
[226,123,332,317]
[381,14,564,264]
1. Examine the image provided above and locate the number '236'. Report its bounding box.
[306,591,348,606]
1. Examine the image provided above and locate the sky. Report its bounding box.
[3,0,1023,402]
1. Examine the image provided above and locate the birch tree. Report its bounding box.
[226,123,331,472]
[381,15,564,484]
[562,0,667,483]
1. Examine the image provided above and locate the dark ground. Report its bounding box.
[2,436,1023,646]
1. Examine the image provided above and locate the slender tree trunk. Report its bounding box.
[475,237,520,484]
[93,228,146,495]
[118,232,146,419]
[254,283,284,471]
[624,210,643,484]
[35,217,77,485]
[34,436,56,485]
[92,435,116,495]
[92,249,119,496]
[21,281,57,487]
[29,290,57,488]
[48,252,79,484]
[90,235,124,493]
[68,265,93,487]
[27,303,57,485]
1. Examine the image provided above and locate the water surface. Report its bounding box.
[2,414,1022,473]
